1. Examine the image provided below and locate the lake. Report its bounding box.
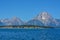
[0,28,60,40]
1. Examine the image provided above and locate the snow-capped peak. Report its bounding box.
[34,12,59,27]
[11,16,24,25]
[36,12,53,21]
[41,12,50,20]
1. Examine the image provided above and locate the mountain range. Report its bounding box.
[0,12,60,27]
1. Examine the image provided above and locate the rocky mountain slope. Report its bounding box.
[0,12,60,27]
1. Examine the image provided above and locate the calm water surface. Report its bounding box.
[0,28,60,40]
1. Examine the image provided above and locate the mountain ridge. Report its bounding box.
[0,12,60,27]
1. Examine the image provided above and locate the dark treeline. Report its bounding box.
[0,25,54,28]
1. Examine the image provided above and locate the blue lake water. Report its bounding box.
[0,28,60,40]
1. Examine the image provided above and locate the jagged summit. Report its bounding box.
[34,12,53,23]
[11,16,23,23]
[11,16,24,25]
[35,12,53,21]
[33,12,59,27]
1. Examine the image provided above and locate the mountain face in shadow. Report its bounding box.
[0,12,60,27]
[26,19,44,26]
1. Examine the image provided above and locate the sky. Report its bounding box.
[0,0,60,21]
